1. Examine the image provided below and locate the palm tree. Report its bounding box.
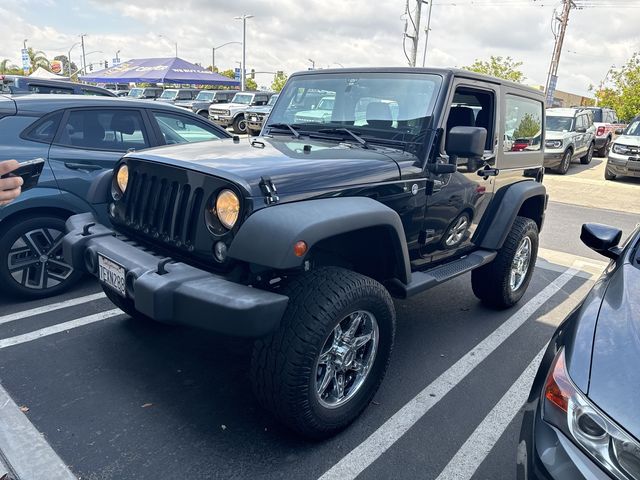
[27,48,49,72]
[0,59,18,74]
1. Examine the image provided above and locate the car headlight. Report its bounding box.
[545,140,563,149]
[225,110,231,116]
[612,144,628,155]
[543,349,640,480]
[116,164,129,193]
[216,189,240,229]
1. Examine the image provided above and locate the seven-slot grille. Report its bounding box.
[121,170,204,249]
[209,108,228,115]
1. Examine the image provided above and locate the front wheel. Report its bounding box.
[554,149,572,175]
[232,115,247,134]
[471,216,539,309]
[580,143,594,165]
[251,267,395,439]
[604,165,616,181]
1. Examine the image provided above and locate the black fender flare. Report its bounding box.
[476,181,547,250]
[228,197,412,284]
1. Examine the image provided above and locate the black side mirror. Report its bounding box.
[580,223,623,259]
[446,126,487,160]
[615,128,624,135]
[576,127,587,133]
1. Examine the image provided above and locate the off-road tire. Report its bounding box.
[251,267,395,439]
[604,165,616,181]
[554,149,572,175]
[471,216,538,309]
[0,214,83,299]
[232,115,247,134]
[597,137,611,157]
[580,142,594,165]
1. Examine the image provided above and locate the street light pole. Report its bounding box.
[308,58,315,69]
[159,35,178,57]
[421,0,434,67]
[234,14,253,91]
[212,41,241,71]
[68,42,80,78]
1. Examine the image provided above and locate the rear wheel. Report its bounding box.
[580,143,594,165]
[0,214,82,299]
[554,149,572,174]
[232,115,247,134]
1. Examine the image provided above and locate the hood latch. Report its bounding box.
[259,176,279,205]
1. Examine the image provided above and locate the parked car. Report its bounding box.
[0,94,231,299]
[605,115,640,181]
[544,107,596,174]
[580,106,620,157]
[127,87,163,100]
[293,95,335,124]
[0,75,116,97]
[518,222,640,480]
[156,88,201,105]
[174,90,236,117]
[208,91,275,133]
[245,94,279,135]
[114,90,130,97]
[63,67,547,438]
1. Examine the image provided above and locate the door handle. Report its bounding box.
[64,162,103,171]
[477,166,499,179]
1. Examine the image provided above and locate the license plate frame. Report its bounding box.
[98,254,126,297]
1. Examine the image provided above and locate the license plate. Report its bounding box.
[98,254,126,297]
[251,116,258,121]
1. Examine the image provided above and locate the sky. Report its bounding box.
[2,0,639,96]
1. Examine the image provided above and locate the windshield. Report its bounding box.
[128,88,143,98]
[160,90,178,100]
[232,93,253,104]
[267,94,279,106]
[546,116,574,132]
[196,91,214,101]
[624,119,640,136]
[266,72,442,154]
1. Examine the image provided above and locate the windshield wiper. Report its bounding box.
[267,123,301,138]
[318,128,370,149]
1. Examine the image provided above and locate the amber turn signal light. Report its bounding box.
[294,241,308,257]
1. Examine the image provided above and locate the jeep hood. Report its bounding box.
[127,137,404,198]
[614,135,640,147]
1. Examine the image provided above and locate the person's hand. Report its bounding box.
[0,160,24,206]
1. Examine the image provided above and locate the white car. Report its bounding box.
[543,108,596,175]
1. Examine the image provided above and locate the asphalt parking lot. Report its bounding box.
[0,154,637,480]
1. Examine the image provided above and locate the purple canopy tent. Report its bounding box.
[79,57,239,86]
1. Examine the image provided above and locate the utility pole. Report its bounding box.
[421,0,434,67]
[234,14,253,91]
[407,0,423,67]
[80,34,87,76]
[545,0,574,106]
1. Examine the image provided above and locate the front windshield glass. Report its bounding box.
[624,119,640,136]
[232,93,253,104]
[128,88,144,98]
[266,72,442,155]
[546,116,574,132]
[196,91,214,101]
[160,90,178,100]
[267,94,279,106]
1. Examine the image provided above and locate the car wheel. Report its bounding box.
[597,137,611,157]
[554,149,572,175]
[0,214,83,299]
[251,267,395,439]
[198,111,209,118]
[580,143,594,165]
[232,115,247,134]
[604,165,617,181]
[441,212,471,249]
[471,216,538,309]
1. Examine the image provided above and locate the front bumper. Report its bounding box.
[209,115,233,127]
[63,213,289,337]
[543,151,565,168]
[607,153,640,177]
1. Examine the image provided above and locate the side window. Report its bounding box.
[56,109,150,151]
[503,95,542,152]
[152,111,225,144]
[576,115,585,130]
[177,91,191,100]
[446,87,495,152]
[22,111,64,144]
[28,84,73,95]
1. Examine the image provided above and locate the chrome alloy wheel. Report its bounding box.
[510,236,532,292]
[314,310,379,409]
[445,215,469,247]
[7,227,73,290]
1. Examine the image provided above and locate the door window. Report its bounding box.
[576,115,585,130]
[56,109,150,151]
[446,87,495,152]
[177,91,192,100]
[504,95,542,152]
[28,84,73,95]
[152,111,226,144]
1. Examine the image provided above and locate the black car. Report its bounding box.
[0,75,116,97]
[0,94,230,299]
[518,223,640,479]
[245,93,279,135]
[174,90,237,117]
[127,87,163,100]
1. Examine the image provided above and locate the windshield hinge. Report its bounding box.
[259,176,280,205]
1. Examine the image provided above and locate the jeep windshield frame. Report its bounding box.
[265,71,443,157]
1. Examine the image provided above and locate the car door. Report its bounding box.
[421,81,498,263]
[149,109,229,145]
[574,114,586,154]
[48,107,154,203]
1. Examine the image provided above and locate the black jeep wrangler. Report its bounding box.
[63,67,547,438]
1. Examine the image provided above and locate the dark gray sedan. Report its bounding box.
[0,94,230,299]
[518,222,640,479]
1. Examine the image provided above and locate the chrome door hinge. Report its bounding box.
[259,176,280,205]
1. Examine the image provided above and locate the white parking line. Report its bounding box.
[435,346,546,480]
[0,292,106,326]
[318,266,581,480]
[0,309,123,350]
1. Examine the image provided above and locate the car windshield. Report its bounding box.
[266,72,442,155]
[196,91,214,101]
[546,116,574,132]
[128,88,144,98]
[267,94,279,106]
[160,90,178,100]
[232,93,253,104]
[624,119,640,136]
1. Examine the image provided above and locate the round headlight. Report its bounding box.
[216,189,240,229]
[116,164,129,193]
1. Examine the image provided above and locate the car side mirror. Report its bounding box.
[576,127,587,133]
[615,128,624,135]
[580,223,623,260]
[446,126,487,160]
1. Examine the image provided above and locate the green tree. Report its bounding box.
[245,77,258,90]
[594,54,640,122]
[219,69,235,79]
[463,56,525,83]
[271,71,288,92]
[0,59,20,74]
[513,113,541,139]
[53,55,77,76]
[27,47,49,72]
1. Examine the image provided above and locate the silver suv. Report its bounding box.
[208,91,274,133]
[544,107,596,174]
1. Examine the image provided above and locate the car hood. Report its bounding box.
[127,136,403,198]
[545,131,572,140]
[246,106,272,115]
[588,261,640,440]
[211,102,245,110]
[614,135,640,147]
[174,100,194,107]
